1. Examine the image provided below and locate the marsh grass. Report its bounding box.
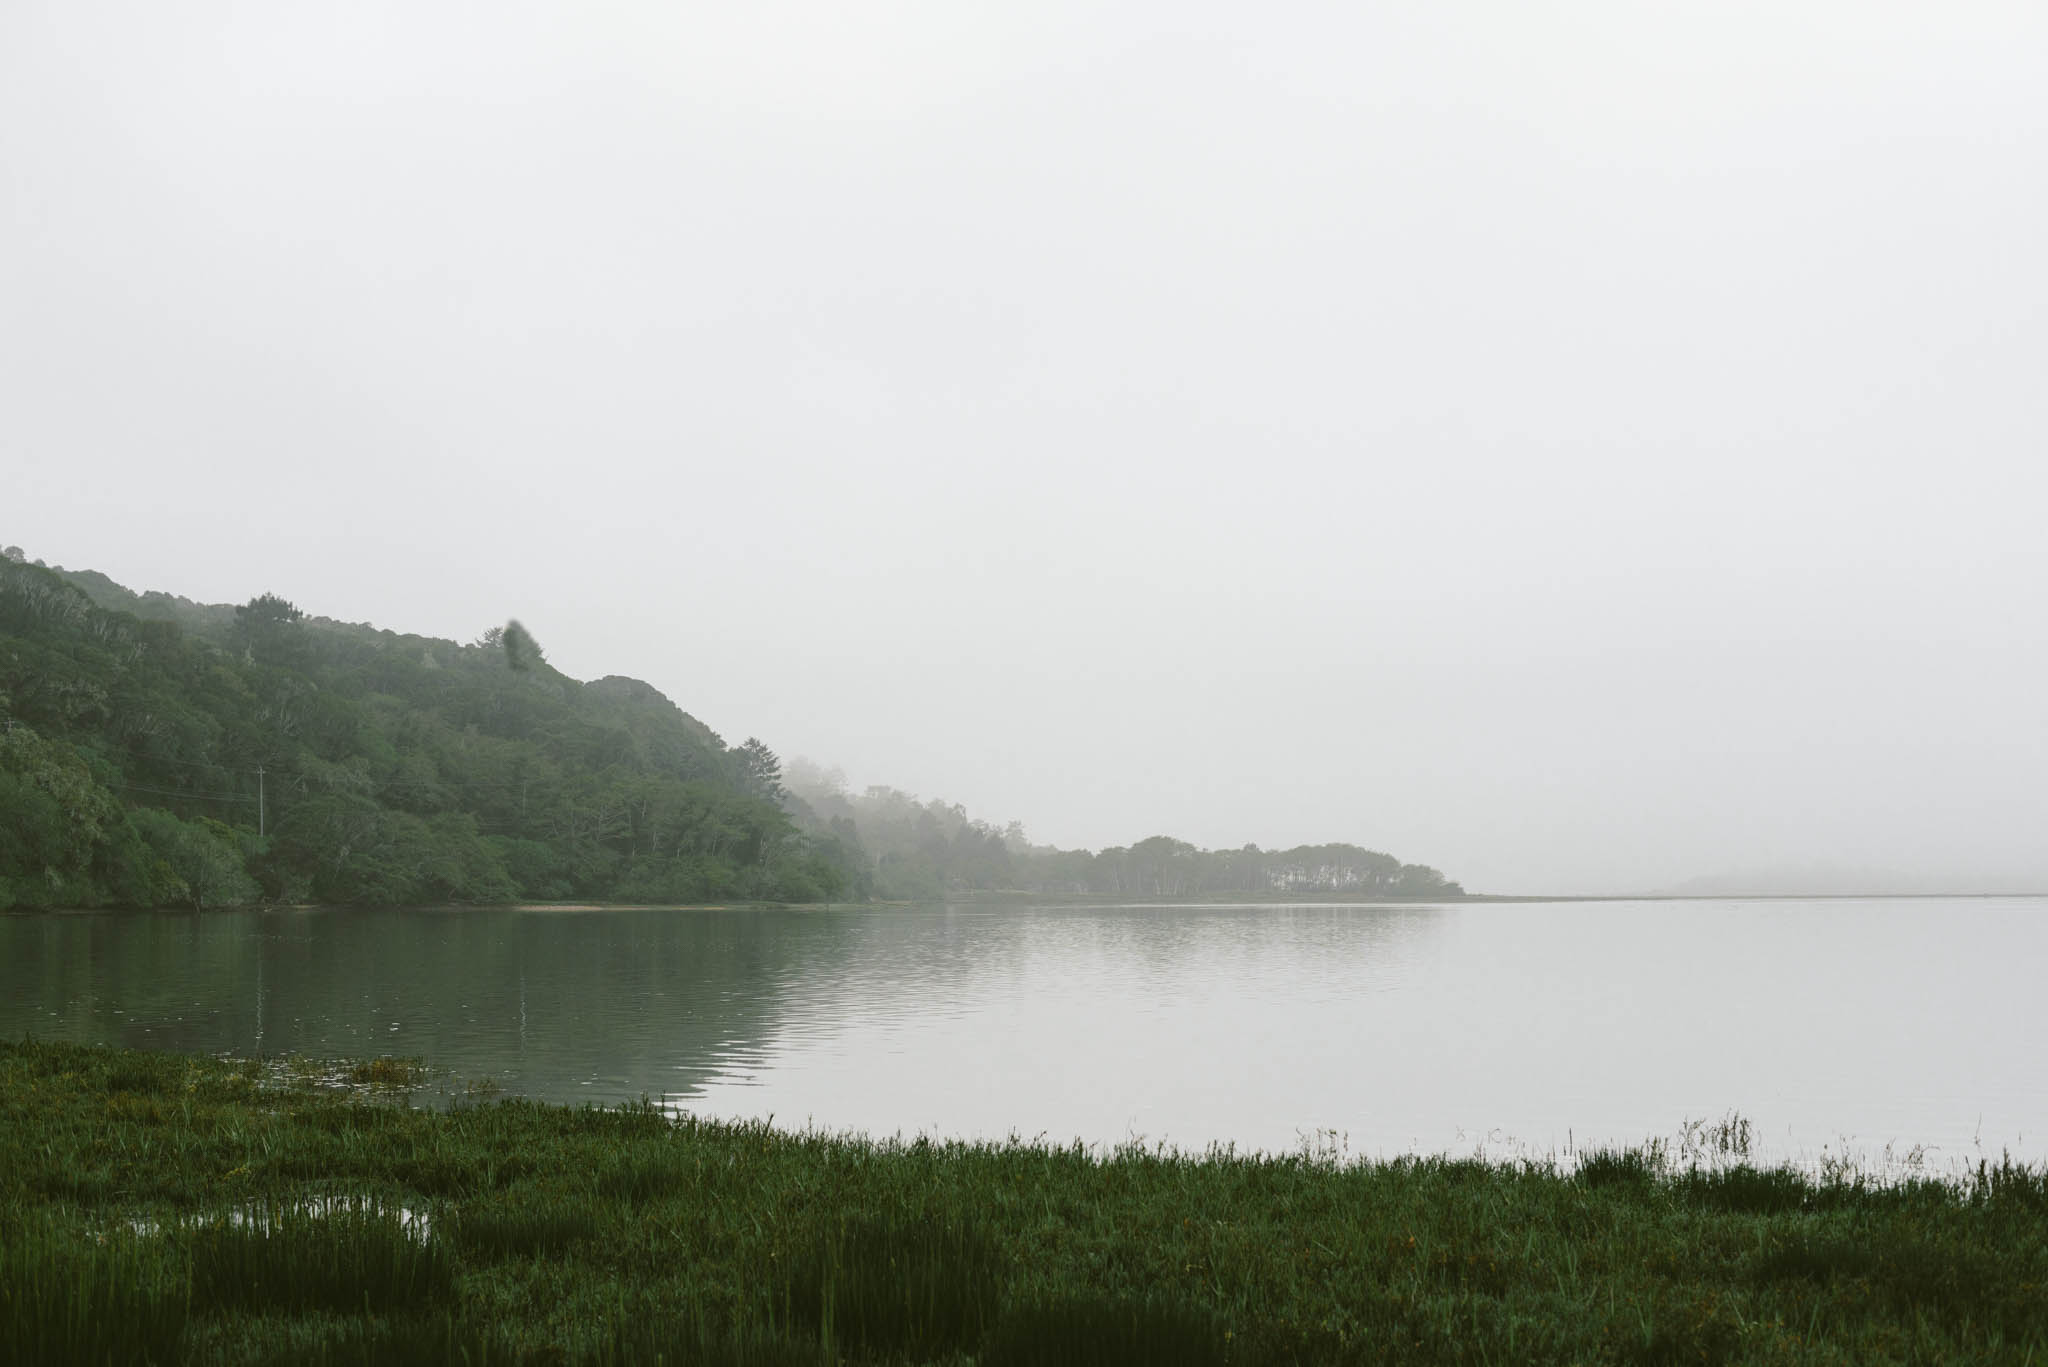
[1751,1232,2044,1338]
[5,1037,2047,1366]
[0,1215,189,1367]
[345,1057,428,1089]
[596,1148,691,1202]
[979,1295,1234,1367]
[780,1215,1005,1358]
[179,1311,513,1367]
[1575,1146,1659,1188]
[447,1196,600,1260]
[185,1199,453,1314]
[1971,1154,2048,1213]
[106,1055,182,1096]
[592,1315,834,1367]
[1677,1163,1813,1214]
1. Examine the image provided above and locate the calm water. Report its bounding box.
[4,899,2043,1165]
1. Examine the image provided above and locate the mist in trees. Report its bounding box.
[782,760,1462,901]
[0,552,1461,911]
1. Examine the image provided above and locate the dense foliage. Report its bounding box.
[0,551,1462,909]
[0,556,859,908]
[7,1038,2045,1365]
[787,767,1463,902]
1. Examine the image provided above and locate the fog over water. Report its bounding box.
[8,900,2046,1162]
[5,1,2044,893]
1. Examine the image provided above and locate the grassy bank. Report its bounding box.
[3,1040,2044,1366]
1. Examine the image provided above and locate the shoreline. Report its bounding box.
[16,888,2047,918]
[5,1038,2044,1365]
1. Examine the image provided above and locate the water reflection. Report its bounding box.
[4,899,2045,1162]
[2,907,863,1102]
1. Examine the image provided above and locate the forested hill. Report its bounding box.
[0,555,861,909]
[1,553,1465,910]
[784,765,1466,901]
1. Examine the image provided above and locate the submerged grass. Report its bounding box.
[4,1036,2046,1365]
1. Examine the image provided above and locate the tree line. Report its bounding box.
[1,550,1464,911]
[783,762,1464,901]
[0,554,857,909]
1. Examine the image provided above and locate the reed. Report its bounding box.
[5,1037,2046,1366]
[779,1215,1004,1358]
[0,1213,189,1367]
[447,1195,600,1260]
[979,1295,1234,1367]
[185,1200,454,1314]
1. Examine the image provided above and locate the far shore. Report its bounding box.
[16,888,2048,917]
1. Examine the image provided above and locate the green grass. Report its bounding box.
[3,1036,2046,1365]
[446,1195,601,1261]
[780,1216,1004,1358]
[186,1199,454,1315]
[0,1212,190,1367]
[979,1295,1232,1367]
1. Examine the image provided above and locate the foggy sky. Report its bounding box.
[5,1,2045,894]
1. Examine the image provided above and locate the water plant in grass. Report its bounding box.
[345,1056,429,1089]
[779,1215,1004,1359]
[185,1198,454,1315]
[0,1213,189,1367]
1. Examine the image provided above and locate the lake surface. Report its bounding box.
[4,899,2043,1167]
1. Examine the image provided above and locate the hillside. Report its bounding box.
[0,555,859,908]
[1,551,1462,910]
[785,764,1464,901]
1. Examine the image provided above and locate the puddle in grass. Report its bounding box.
[127,1195,433,1241]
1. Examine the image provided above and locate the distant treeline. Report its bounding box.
[0,553,857,909]
[784,764,1463,901]
[1,548,1462,911]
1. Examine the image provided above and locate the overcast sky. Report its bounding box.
[5,0,2044,893]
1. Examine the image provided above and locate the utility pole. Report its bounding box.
[256,764,265,838]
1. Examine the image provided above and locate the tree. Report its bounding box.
[734,738,785,804]
[130,809,259,909]
[501,620,543,672]
[234,592,304,637]
[234,592,308,667]
[0,725,120,908]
